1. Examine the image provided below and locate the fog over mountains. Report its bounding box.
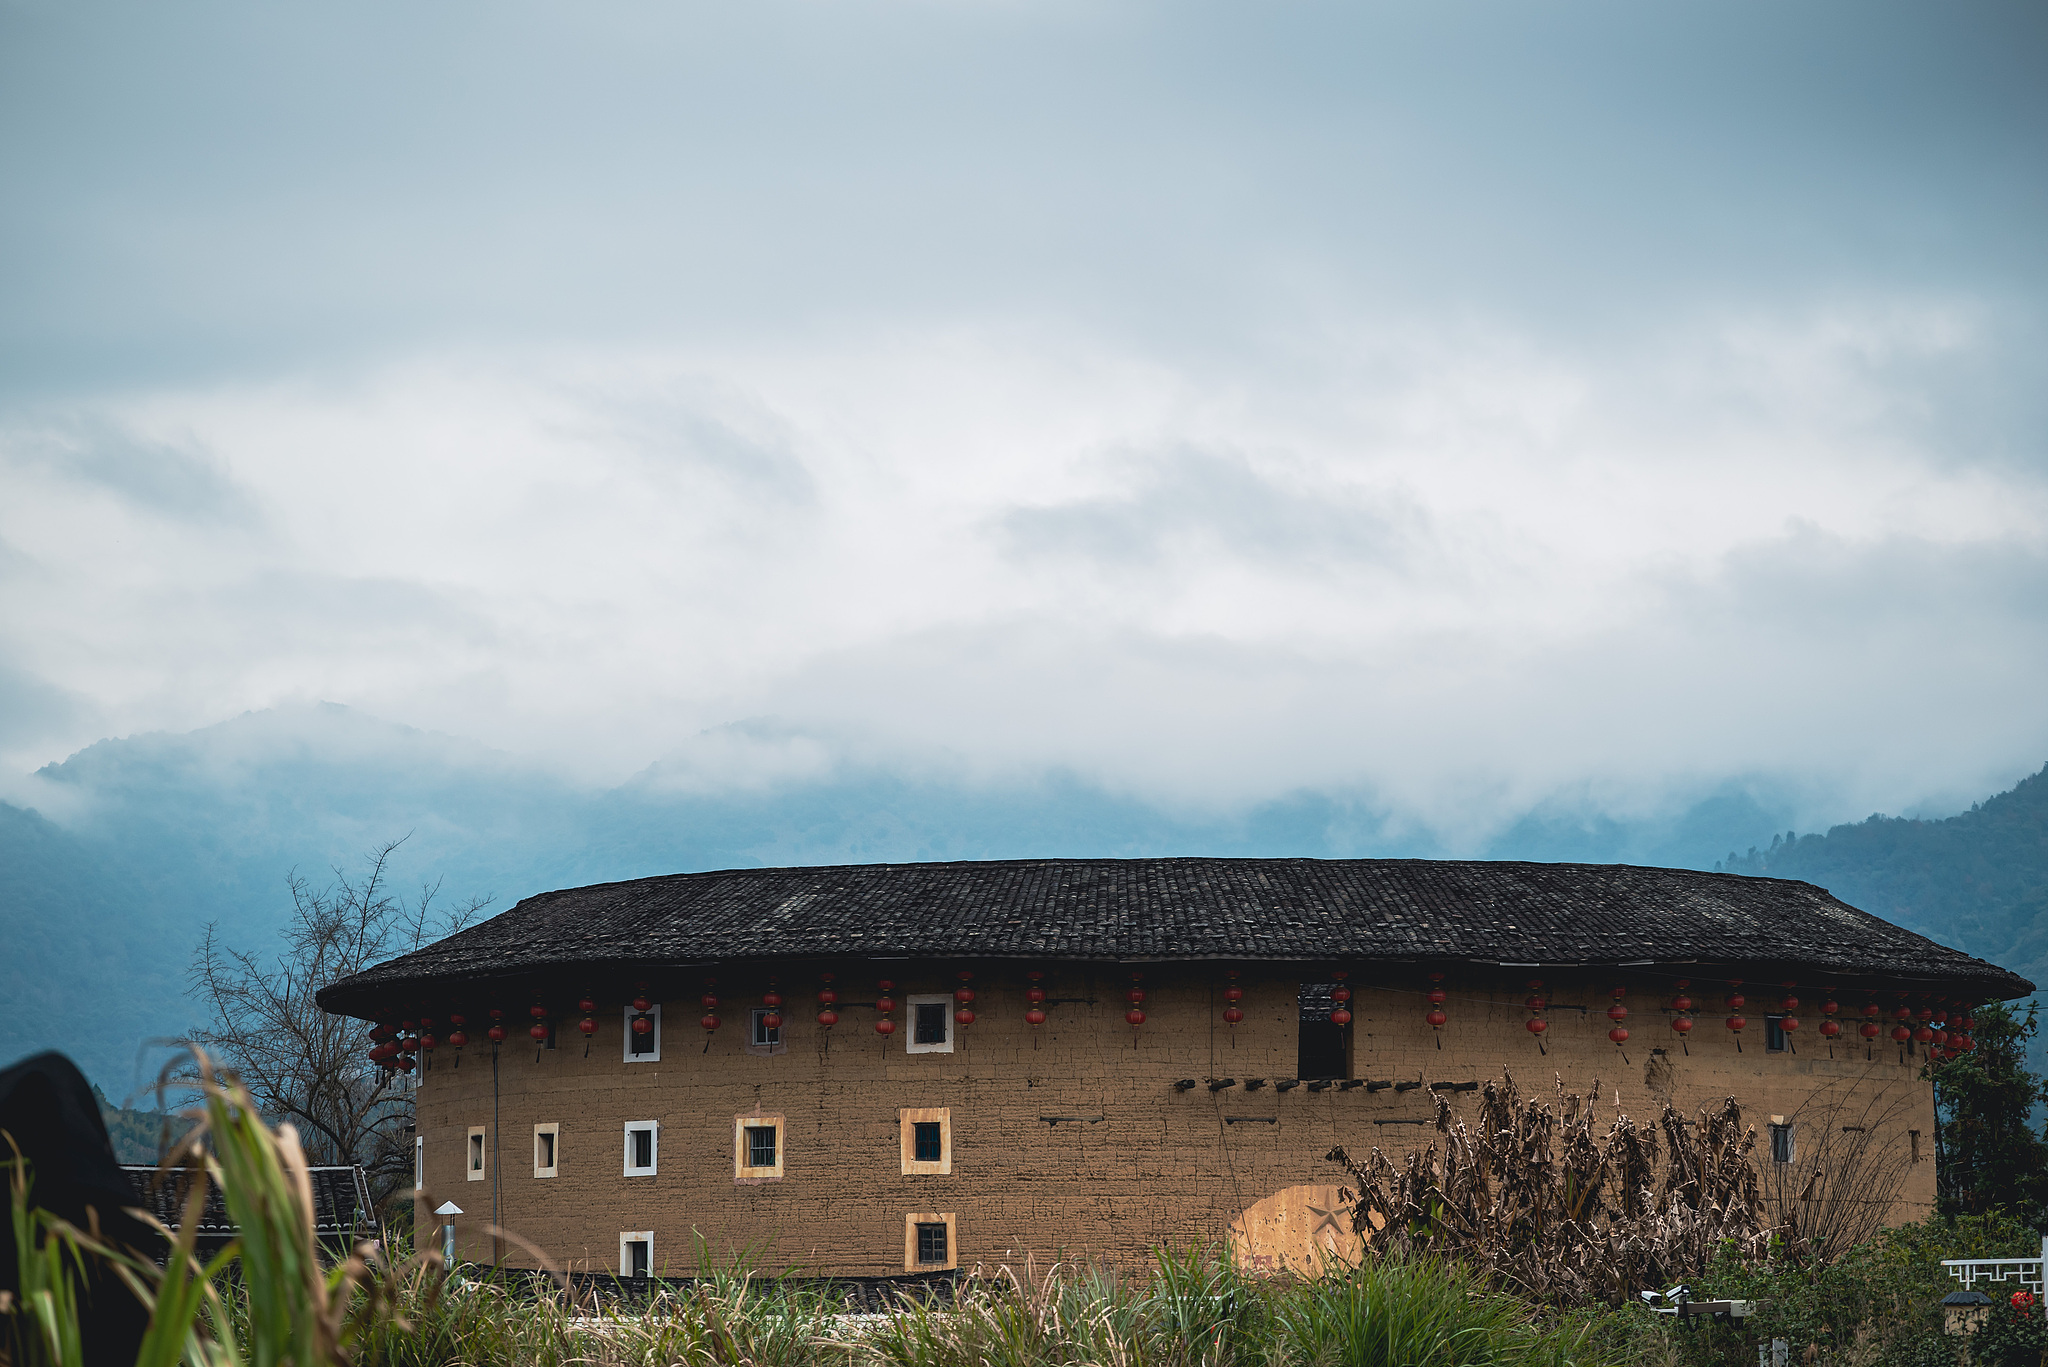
[2,702,2039,1094]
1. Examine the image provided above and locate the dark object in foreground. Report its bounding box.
[0,1051,165,1367]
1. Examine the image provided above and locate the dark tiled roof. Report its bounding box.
[121,1165,376,1242]
[315,858,2032,1016]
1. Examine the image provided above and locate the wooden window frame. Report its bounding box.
[624,1120,659,1177]
[903,1211,957,1271]
[905,995,954,1054]
[733,1114,785,1182]
[466,1125,487,1182]
[624,1004,662,1063]
[619,1231,654,1279]
[899,1108,952,1175]
[533,1123,560,1179]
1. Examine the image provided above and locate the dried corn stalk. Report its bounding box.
[1326,1071,1778,1306]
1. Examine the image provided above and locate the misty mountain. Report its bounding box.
[1719,764,2048,1006]
[0,701,1990,1095]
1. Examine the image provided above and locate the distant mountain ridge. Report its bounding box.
[1719,763,2048,1002]
[1,702,2034,1092]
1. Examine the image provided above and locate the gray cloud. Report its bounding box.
[0,0,2042,844]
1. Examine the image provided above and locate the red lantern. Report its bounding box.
[529,1004,547,1021]
[401,1019,417,1031]
[1526,993,1547,1012]
[448,1030,468,1048]
[1332,985,1352,1004]
[1671,1016,1693,1035]
[1894,1005,1913,1022]
[1726,1015,1747,1034]
[763,988,783,1009]
[420,1033,437,1049]
[632,1015,654,1036]
[954,1007,976,1025]
[1607,1003,1628,1023]
[1670,992,1693,1014]
[632,992,652,1014]
[875,1017,897,1036]
[1426,987,1447,1006]
[448,1013,466,1028]
[702,1013,721,1032]
[1781,995,1800,1014]
[528,1022,548,1042]
[1914,1025,1934,1044]
[487,1024,507,1043]
[1025,1007,1047,1026]
[1527,1017,1549,1036]
[371,1024,394,1042]
[1426,1008,1447,1029]
[1864,1003,1880,1019]
[1822,999,1839,1017]
[1860,1021,1881,1040]
[1933,1028,1949,1046]
[817,1009,840,1028]
[876,979,896,1036]
[1781,1016,1799,1033]
[1332,1007,1353,1026]
[1127,987,1146,1005]
[577,998,596,1015]
[1026,986,1047,1005]
[819,986,839,1007]
[1222,1006,1244,1025]
[1609,1027,1629,1046]
[1891,1024,1912,1043]
[1223,985,1244,1004]
[1125,1008,1146,1026]
[1819,1019,1841,1038]
[954,987,976,1006]
[1726,992,1746,1011]
[1959,1034,1977,1052]
[578,1016,597,1036]
[762,1010,783,1031]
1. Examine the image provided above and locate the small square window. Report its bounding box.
[625,1004,661,1062]
[917,1222,947,1264]
[624,1121,658,1176]
[466,1126,487,1182]
[905,996,954,1054]
[899,1107,952,1174]
[534,1123,559,1178]
[619,1231,653,1279]
[733,1114,785,1180]
[1770,1122,1795,1165]
[902,1211,957,1271]
[1765,1016,1789,1053]
[747,1007,788,1055]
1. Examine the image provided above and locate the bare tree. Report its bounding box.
[1756,1069,1919,1262]
[187,837,487,1204]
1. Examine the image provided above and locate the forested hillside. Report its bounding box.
[1720,763,2048,999]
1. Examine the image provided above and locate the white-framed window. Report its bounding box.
[624,1004,661,1062]
[903,1211,957,1271]
[748,1008,788,1055]
[733,1114,785,1181]
[905,995,954,1054]
[466,1125,487,1182]
[620,1231,654,1279]
[899,1107,952,1175]
[414,1134,424,1191]
[624,1120,659,1176]
[534,1123,560,1178]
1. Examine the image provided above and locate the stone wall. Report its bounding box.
[411,965,1936,1277]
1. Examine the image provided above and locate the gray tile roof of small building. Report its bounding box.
[316,857,2031,1016]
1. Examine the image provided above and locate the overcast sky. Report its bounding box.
[2,0,2044,844]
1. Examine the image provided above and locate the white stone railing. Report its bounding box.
[1942,1237,2048,1298]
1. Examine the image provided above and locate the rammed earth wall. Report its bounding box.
[413,968,1935,1276]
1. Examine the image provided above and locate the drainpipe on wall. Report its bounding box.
[492,1044,502,1266]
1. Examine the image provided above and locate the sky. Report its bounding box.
[1,0,2045,849]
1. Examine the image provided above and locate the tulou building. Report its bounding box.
[315,857,2030,1280]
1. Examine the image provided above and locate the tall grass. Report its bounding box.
[6,1055,1615,1367]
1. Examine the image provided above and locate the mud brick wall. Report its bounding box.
[413,966,1936,1276]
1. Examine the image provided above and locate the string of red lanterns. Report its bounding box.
[1221,970,1244,1029]
[875,980,897,1036]
[1424,972,1446,1048]
[1024,970,1048,1034]
[702,979,721,1036]
[1525,979,1548,1053]
[954,971,976,1028]
[817,974,839,1030]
